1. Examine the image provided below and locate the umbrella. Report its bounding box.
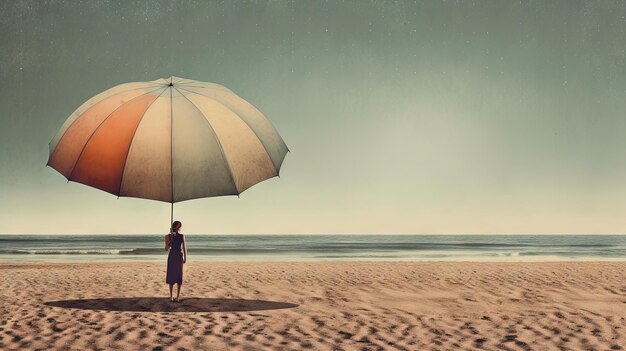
[47,76,289,223]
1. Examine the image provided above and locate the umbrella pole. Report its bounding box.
[170,202,174,227]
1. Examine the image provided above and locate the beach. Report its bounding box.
[1,261,625,350]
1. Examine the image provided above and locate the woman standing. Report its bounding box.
[165,220,187,302]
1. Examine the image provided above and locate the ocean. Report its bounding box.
[1,234,626,262]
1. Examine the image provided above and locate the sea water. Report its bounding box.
[1,234,626,262]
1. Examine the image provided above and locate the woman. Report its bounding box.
[164,220,187,302]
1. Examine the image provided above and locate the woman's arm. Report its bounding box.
[182,236,187,263]
[164,234,171,251]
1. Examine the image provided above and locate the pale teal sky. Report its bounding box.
[1,1,625,234]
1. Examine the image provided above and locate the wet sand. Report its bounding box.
[1,261,625,350]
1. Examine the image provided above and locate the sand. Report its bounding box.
[1,261,626,350]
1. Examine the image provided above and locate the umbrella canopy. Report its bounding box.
[47,76,289,220]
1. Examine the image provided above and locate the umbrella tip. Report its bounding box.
[169,82,174,87]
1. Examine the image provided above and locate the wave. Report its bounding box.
[495,251,520,257]
[10,249,138,255]
[4,247,626,257]
[5,248,307,255]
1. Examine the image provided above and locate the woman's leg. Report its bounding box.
[169,284,174,301]
[176,283,181,302]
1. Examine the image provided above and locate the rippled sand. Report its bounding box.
[1,261,626,350]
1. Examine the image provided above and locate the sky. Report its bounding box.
[0,0,625,234]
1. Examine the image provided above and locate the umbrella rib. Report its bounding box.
[173,84,208,88]
[67,86,166,181]
[170,85,174,203]
[173,86,240,195]
[177,83,232,92]
[117,87,169,197]
[176,85,280,175]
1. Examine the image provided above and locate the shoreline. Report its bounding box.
[4,256,626,264]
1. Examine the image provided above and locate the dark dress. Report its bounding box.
[166,233,184,285]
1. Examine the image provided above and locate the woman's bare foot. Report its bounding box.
[175,297,181,302]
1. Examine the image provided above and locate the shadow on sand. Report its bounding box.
[44,297,299,313]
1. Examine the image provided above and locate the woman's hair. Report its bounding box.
[171,220,182,232]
